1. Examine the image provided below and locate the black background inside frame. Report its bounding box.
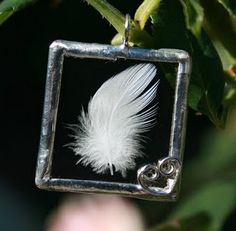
[52,58,176,184]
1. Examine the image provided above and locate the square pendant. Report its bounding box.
[35,40,191,201]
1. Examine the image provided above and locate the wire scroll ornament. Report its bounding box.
[137,157,181,196]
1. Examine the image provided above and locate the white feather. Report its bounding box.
[69,63,159,177]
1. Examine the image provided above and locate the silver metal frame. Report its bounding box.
[35,39,191,201]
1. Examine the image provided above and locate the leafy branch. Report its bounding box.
[0,0,36,25]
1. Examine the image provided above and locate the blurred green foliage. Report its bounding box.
[159,113,236,231]
[1,0,236,230]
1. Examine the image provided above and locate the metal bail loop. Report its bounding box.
[122,14,131,48]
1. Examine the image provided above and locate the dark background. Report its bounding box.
[0,0,210,230]
[53,58,174,183]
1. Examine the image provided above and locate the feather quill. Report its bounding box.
[69,63,159,177]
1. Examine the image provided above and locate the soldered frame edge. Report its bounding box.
[35,40,191,201]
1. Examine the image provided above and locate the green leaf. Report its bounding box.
[190,31,225,127]
[217,0,236,18]
[151,0,225,127]
[224,81,236,107]
[151,0,190,49]
[111,33,123,45]
[179,0,204,37]
[212,40,236,70]
[84,0,154,47]
[201,0,236,61]
[0,10,13,25]
[148,213,211,231]
[0,0,35,25]
[84,0,125,35]
[171,181,236,231]
[200,1,236,106]
[134,0,162,30]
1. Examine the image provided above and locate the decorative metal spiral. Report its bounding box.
[137,157,181,196]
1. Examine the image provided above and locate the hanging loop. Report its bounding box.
[122,14,131,48]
